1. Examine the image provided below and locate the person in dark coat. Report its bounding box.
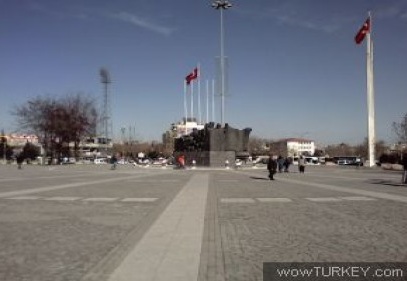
[277,156,284,173]
[284,157,292,172]
[16,153,25,169]
[110,155,118,170]
[267,155,278,180]
[298,155,306,173]
[402,153,407,184]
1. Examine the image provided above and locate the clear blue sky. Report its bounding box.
[1,0,406,146]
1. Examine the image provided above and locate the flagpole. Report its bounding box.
[206,80,209,124]
[198,63,201,124]
[212,79,215,122]
[191,81,194,123]
[184,80,188,135]
[366,11,376,167]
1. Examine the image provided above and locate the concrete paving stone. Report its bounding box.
[1,165,407,281]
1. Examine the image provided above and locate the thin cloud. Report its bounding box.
[374,2,407,20]
[110,12,175,36]
[236,6,343,33]
[27,1,90,20]
[276,15,341,33]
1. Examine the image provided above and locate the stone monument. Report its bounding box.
[173,122,251,167]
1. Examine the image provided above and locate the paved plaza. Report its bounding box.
[0,164,406,281]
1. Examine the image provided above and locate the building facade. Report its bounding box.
[271,138,315,157]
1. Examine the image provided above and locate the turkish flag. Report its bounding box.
[185,67,198,85]
[355,17,370,44]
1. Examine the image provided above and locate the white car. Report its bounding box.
[94,158,108,164]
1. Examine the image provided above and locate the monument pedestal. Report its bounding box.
[173,123,251,167]
[174,151,236,168]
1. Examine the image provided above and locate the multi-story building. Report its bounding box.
[270,138,315,157]
[5,134,39,147]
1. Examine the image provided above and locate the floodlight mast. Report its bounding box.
[100,68,112,155]
[212,0,231,127]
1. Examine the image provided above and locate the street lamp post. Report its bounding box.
[2,140,5,163]
[212,0,232,127]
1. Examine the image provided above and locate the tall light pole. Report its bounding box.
[212,0,232,127]
[100,67,112,156]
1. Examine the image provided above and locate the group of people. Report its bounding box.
[267,155,307,180]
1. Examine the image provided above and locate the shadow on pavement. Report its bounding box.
[250,176,270,181]
[368,179,406,187]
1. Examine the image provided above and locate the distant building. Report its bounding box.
[5,134,39,147]
[270,138,315,157]
[69,137,113,158]
[171,118,205,138]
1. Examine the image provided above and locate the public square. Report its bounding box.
[0,164,406,281]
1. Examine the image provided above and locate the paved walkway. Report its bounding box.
[107,174,209,281]
[0,165,407,281]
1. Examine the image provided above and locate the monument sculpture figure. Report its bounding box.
[174,122,251,167]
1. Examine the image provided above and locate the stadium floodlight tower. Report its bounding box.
[212,0,232,127]
[100,67,112,155]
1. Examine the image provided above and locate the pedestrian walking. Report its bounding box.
[110,155,118,170]
[284,157,292,172]
[16,153,24,169]
[267,155,277,180]
[177,154,186,169]
[277,156,284,173]
[402,153,407,184]
[298,155,306,173]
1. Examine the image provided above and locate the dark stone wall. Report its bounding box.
[174,123,251,154]
[173,123,251,167]
[173,151,236,167]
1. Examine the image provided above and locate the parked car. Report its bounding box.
[117,159,128,165]
[253,156,269,164]
[152,157,167,165]
[94,158,108,164]
[337,159,351,165]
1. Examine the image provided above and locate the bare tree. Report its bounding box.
[13,94,98,162]
[61,94,98,157]
[248,136,269,156]
[325,143,354,157]
[392,113,407,143]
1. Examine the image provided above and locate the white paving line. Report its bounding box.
[220,198,256,203]
[278,177,407,203]
[1,196,160,202]
[256,198,292,202]
[219,197,377,203]
[83,198,119,202]
[340,196,377,201]
[44,197,82,201]
[121,198,158,202]
[0,173,172,198]
[6,196,42,200]
[306,197,343,202]
[108,174,209,281]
